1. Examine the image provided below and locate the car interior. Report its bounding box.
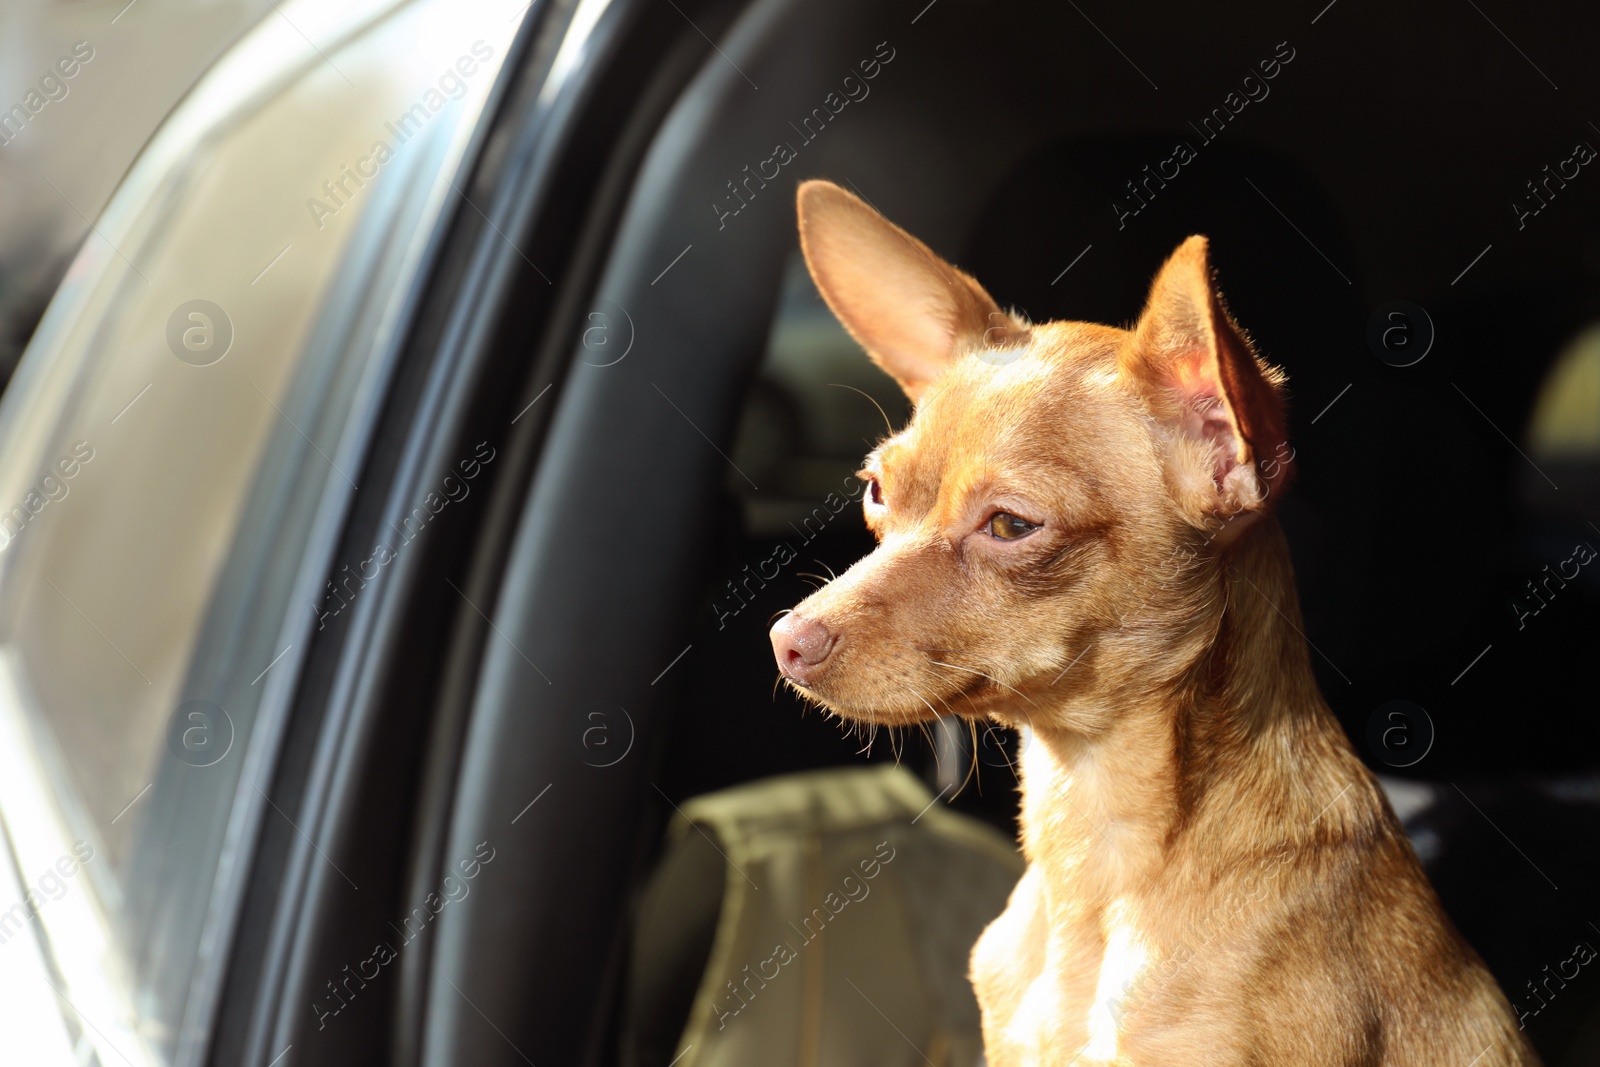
[3,0,1598,1065]
[364,0,1600,1064]
[301,0,1600,1063]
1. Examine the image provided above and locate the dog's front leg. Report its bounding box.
[974,866,1111,1066]
[972,865,1047,1063]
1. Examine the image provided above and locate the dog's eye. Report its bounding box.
[988,512,1040,540]
[867,477,884,506]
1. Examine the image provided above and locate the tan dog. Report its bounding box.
[769,180,1537,1065]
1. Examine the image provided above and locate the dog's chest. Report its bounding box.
[974,847,1299,1067]
[972,871,1165,1066]
[973,729,1244,1063]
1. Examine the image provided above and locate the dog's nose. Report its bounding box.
[770,613,836,685]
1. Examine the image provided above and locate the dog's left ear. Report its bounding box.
[797,180,1028,402]
[1123,236,1293,543]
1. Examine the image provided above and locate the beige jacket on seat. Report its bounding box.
[639,765,1023,1067]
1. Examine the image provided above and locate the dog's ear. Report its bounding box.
[797,180,1027,402]
[1123,236,1293,543]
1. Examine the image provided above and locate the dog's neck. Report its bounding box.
[1014,517,1371,904]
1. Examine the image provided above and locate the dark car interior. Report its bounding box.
[203,0,1600,1064]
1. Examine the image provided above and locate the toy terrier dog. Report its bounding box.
[770,180,1536,1065]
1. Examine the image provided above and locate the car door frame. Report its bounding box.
[205,0,754,1064]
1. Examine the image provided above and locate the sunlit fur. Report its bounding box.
[778,180,1538,1065]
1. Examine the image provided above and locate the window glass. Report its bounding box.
[0,0,524,1062]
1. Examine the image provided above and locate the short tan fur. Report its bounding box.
[769,180,1537,1066]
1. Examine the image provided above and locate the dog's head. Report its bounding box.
[770,180,1294,731]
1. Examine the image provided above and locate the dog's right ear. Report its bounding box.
[1123,235,1293,543]
[797,180,1027,402]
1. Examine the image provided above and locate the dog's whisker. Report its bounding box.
[916,718,939,770]
[927,659,1037,706]
[909,688,941,724]
[955,721,980,801]
[827,381,895,437]
[966,717,984,797]
[811,558,838,582]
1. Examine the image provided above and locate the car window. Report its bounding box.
[0,0,523,1062]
